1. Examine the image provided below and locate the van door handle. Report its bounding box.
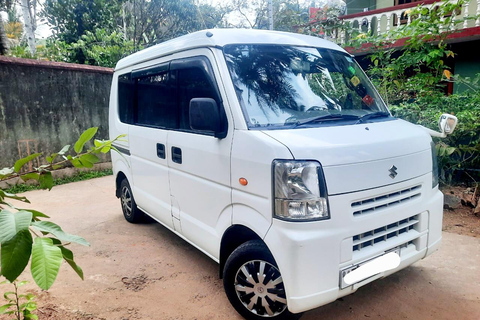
[171,147,182,164]
[156,143,165,159]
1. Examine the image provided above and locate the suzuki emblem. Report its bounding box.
[389,165,398,179]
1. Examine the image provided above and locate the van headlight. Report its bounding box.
[273,160,330,221]
[431,141,439,188]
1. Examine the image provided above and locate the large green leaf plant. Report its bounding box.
[0,127,124,292]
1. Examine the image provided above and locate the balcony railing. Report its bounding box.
[331,0,480,45]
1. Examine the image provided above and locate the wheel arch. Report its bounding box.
[115,171,128,198]
[219,224,268,279]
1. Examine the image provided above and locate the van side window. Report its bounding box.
[118,74,134,124]
[177,67,218,130]
[136,72,176,128]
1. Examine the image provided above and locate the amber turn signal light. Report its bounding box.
[239,178,248,186]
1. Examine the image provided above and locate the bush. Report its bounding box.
[305,0,480,185]
[391,87,480,184]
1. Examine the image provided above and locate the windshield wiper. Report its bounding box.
[292,113,360,128]
[354,112,391,124]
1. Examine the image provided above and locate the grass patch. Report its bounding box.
[3,169,113,194]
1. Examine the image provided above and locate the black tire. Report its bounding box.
[119,179,144,223]
[223,240,302,320]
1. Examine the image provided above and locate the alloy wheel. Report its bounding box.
[234,260,287,317]
[121,185,132,217]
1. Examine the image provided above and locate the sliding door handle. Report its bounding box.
[156,143,165,159]
[172,146,182,164]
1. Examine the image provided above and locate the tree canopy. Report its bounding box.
[2,0,311,62]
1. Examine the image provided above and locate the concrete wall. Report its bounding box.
[0,56,113,169]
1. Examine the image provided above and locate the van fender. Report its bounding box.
[231,204,272,239]
[217,204,271,278]
[113,155,133,197]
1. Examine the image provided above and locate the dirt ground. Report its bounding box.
[2,176,479,320]
[442,186,480,238]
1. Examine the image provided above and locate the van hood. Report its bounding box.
[261,119,433,195]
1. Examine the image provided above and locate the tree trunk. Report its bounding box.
[20,0,36,55]
[0,14,8,55]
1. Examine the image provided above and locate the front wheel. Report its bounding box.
[223,241,301,320]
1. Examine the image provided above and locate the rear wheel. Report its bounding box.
[120,179,144,223]
[223,241,301,320]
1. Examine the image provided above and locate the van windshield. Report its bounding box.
[223,44,390,129]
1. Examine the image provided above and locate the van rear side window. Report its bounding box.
[136,72,176,128]
[117,59,221,133]
[118,74,134,124]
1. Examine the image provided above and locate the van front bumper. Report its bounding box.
[263,174,444,314]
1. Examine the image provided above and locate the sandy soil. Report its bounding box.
[1,176,479,320]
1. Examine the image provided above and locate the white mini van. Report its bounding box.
[109,29,457,320]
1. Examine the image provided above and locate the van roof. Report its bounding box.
[115,28,348,71]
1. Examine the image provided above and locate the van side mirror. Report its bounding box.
[438,114,458,135]
[189,98,223,138]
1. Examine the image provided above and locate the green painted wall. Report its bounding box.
[376,0,394,9]
[346,0,393,14]
[346,0,376,14]
[453,42,480,93]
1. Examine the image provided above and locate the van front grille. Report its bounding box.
[352,185,421,216]
[352,215,419,252]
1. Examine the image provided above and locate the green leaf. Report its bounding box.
[439,146,446,157]
[78,156,94,168]
[59,245,84,280]
[2,192,30,203]
[101,146,111,154]
[1,229,33,282]
[0,210,33,243]
[17,281,28,287]
[69,158,84,168]
[81,153,99,164]
[24,293,35,300]
[31,237,63,290]
[0,304,14,314]
[17,209,50,220]
[31,221,89,246]
[74,127,98,153]
[39,172,53,190]
[3,292,14,300]
[20,173,40,182]
[78,153,100,168]
[14,153,42,173]
[446,147,456,155]
[50,237,83,280]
